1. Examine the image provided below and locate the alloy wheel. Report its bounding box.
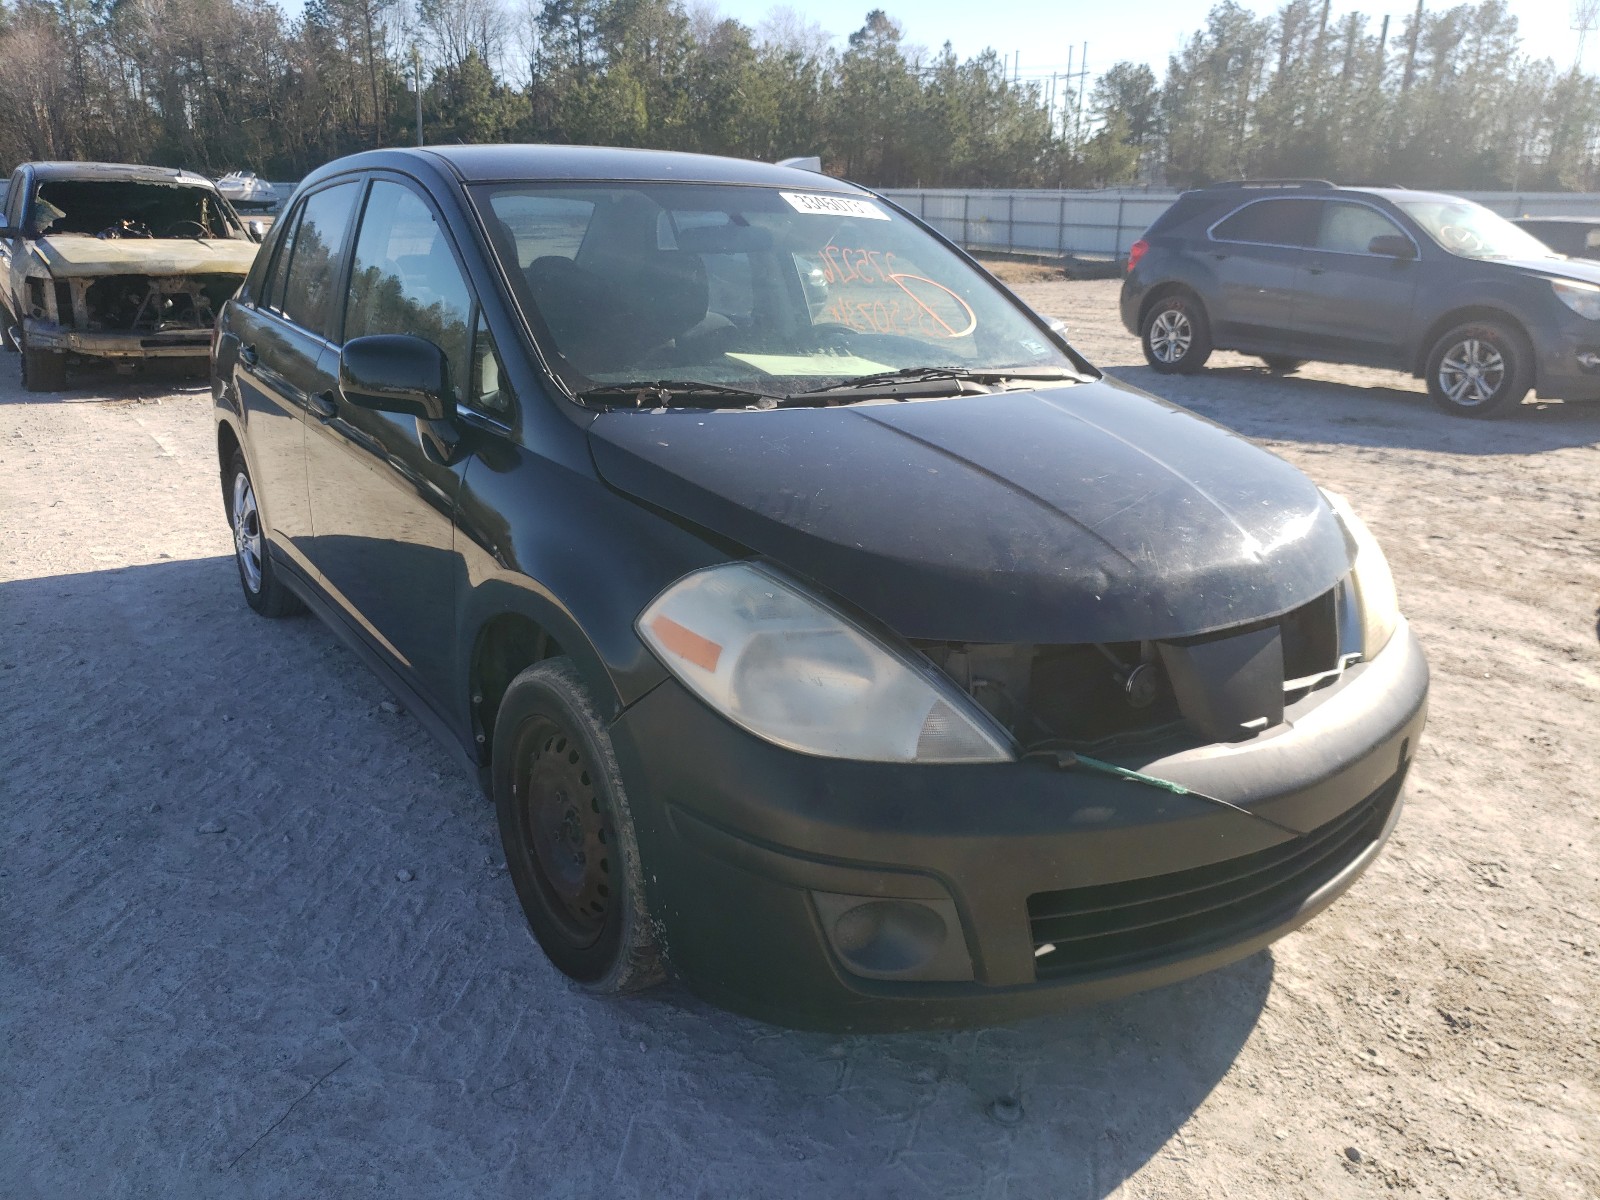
[1149,309,1193,364]
[1437,338,1506,408]
[231,471,263,593]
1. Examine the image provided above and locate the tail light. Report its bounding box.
[1126,239,1150,273]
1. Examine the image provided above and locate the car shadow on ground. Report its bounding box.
[1106,363,1600,456]
[3,556,1275,1199]
[0,350,207,403]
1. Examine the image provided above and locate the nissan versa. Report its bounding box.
[212,146,1429,1031]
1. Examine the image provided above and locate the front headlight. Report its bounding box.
[1322,490,1400,659]
[637,562,1013,763]
[1553,278,1600,320]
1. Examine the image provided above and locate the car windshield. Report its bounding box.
[30,179,246,240]
[470,182,1083,401]
[1394,197,1558,261]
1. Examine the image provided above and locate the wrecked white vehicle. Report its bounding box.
[0,162,258,392]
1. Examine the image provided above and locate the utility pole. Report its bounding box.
[1576,1,1600,71]
[413,47,424,148]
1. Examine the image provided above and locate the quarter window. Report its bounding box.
[345,181,473,406]
[468,312,514,420]
[277,182,360,338]
[1316,203,1406,255]
[1212,199,1321,248]
[259,202,302,312]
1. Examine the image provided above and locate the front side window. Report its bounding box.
[470,182,1081,398]
[345,181,473,406]
[1317,203,1407,255]
[1212,199,1320,248]
[278,182,360,339]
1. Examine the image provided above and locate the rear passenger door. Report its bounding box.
[1291,200,1421,366]
[303,176,483,706]
[1205,198,1320,345]
[230,180,362,579]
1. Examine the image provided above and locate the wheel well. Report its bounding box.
[471,614,563,761]
[1138,282,1202,330]
[1413,306,1534,380]
[216,422,241,506]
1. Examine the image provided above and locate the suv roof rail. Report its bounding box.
[1203,178,1336,190]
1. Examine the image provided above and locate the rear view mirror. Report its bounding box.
[1368,234,1416,259]
[339,335,450,422]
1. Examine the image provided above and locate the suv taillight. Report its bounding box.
[1127,239,1149,273]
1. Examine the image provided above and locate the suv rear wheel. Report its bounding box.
[1425,320,1531,418]
[1141,293,1213,374]
[226,449,302,616]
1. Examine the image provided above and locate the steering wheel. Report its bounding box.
[1437,224,1484,254]
[163,219,211,238]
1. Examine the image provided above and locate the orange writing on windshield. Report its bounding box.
[816,244,977,340]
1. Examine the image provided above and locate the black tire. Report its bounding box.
[225,448,302,616]
[1261,355,1305,375]
[493,658,664,993]
[1141,292,1213,374]
[1424,320,1532,418]
[20,331,66,392]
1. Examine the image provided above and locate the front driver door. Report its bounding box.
[303,176,477,705]
[1290,200,1421,366]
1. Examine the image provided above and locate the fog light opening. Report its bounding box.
[832,900,948,975]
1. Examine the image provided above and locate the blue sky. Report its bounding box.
[712,1,1587,78]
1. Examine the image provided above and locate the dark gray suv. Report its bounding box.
[1120,179,1600,417]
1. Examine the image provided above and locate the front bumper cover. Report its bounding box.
[611,622,1429,1031]
[23,318,210,359]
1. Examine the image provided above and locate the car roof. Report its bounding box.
[310,144,861,192]
[22,161,216,188]
[1199,183,1472,207]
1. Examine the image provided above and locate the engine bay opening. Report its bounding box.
[916,587,1348,756]
[81,274,240,333]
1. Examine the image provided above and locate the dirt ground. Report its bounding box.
[2,279,1596,1199]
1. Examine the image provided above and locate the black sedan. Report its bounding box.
[212,146,1428,1031]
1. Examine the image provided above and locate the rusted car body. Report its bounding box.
[0,161,258,391]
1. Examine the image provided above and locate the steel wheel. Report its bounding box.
[494,659,663,992]
[231,470,264,594]
[511,717,615,949]
[1148,309,1192,364]
[1437,337,1506,409]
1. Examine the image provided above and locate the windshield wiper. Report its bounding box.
[575,380,776,409]
[784,365,1084,403]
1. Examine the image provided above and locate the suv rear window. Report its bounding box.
[1211,199,1320,248]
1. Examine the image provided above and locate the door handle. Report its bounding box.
[239,343,258,366]
[309,390,339,419]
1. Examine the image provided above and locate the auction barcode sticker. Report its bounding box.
[779,192,891,221]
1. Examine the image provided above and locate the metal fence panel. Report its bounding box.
[881,187,1600,260]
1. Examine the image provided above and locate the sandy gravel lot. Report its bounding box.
[2,279,1597,1199]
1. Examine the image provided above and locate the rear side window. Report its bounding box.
[345,180,473,406]
[1316,202,1406,255]
[278,182,360,339]
[1212,199,1320,248]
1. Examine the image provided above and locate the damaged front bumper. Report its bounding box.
[21,318,212,359]
[611,621,1428,1031]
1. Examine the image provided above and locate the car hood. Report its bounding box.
[587,378,1354,644]
[1490,255,1600,284]
[30,235,257,278]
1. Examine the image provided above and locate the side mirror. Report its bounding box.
[1368,234,1416,259]
[246,220,268,242]
[1044,315,1069,340]
[339,334,450,422]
